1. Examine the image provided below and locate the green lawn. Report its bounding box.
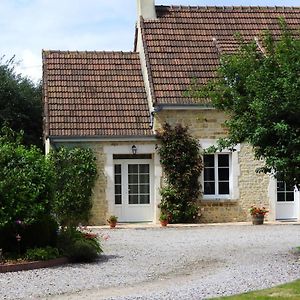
[213,279,300,300]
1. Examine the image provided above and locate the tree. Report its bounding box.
[49,147,98,227]
[157,123,203,223]
[0,56,42,147]
[0,127,54,228]
[193,21,300,186]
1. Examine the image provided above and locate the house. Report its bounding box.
[43,0,300,224]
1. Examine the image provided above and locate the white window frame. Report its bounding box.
[200,139,240,201]
[203,153,232,199]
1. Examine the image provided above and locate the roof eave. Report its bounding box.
[49,135,157,143]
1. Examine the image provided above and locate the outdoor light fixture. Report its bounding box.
[132,145,137,155]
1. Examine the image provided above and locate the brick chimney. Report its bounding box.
[137,0,157,19]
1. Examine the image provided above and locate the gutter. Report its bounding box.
[154,104,215,111]
[49,135,157,143]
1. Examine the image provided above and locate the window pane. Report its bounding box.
[114,185,121,195]
[114,164,121,173]
[218,154,229,167]
[277,192,285,202]
[129,184,138,194]
[139,164,149,173]
[218,168,229,180]
[128,164,138,173]
[115,195,121,205]
[128,174,138,184]
[129,195,138,204]
[140,184,149,193]
[219,182,229,195]
[115,174,121,184]
[286,192,294,202]
[285,183,294,192]
[204,168,215,181]
[204,182,215,194]
[140,174,149,183]
[204,155,214,167]
[277,181,285,191]
[140,194,150,204]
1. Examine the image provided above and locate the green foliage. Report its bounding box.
[25,246,59,261]
[0,215,58,255]
[0,127,54,228]
[193,21,300,186]
[0,56,42,147]
[49,147,98,226]
[157,123,203,223]
[57,227,102,262]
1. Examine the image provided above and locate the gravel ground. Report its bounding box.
[1,224,300,300]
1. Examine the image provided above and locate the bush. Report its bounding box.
[25,246,59,261]
[157,123,203,223]
[0,215,58,255]
[0,127,54,228]
[49,147,97,226]
[57,227,102,262]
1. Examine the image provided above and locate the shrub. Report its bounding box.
[49,147,97,226]
[25,246,60,261]
[57,227,102,262]
[0,127,54,228]
[0,215,58,254]
[157,123,203,223]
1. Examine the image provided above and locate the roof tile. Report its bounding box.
[43,51,153,137]
[143,6,300,105]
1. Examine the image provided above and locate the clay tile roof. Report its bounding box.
[142,6,300,105]
[43,51,153,138]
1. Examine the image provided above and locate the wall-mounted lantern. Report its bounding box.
[132,145,137,155]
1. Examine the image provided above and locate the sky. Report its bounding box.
[1,0,299,82]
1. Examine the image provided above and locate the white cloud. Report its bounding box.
[15,50,42,83]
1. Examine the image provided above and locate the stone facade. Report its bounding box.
[154,109,271,223]
[55,108,272,224]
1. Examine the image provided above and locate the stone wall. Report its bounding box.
[154,109,229,139]
[155,109,271,223]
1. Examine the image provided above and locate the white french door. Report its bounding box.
[276,179,297,220]
[113,159,153,222]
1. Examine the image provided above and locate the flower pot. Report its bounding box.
[252,214,264,225]
[160,220,168,227]
[109,222,117,228]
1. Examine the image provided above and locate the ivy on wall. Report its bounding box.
[157,123,203,223]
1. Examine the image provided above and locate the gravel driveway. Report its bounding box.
[1,224,300,300]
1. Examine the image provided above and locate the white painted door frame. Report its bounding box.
[113,159,154,222]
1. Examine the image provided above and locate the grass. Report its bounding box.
[213,279,300,299]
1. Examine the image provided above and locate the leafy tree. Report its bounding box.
[49,147,98,227]
[193,21,300,186]
[157,123,203,223]
[0,127,54,228]
[0,56,42,147]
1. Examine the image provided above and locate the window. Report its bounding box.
[114,164,122,204]
[277,178,294,202]
[203,153,230,197]
[128,164,150,205]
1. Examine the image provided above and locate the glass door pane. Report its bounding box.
[128,164,150,205]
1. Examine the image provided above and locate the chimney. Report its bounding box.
[137,0,157,19]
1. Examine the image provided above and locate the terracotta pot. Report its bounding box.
[160,220,168,227]
[252,214,264,225]
[109,222,117,228]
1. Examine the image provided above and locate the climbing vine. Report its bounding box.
[157,123,203,223]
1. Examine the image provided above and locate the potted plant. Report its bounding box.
[107,215,118,228]
[159,213,169,227]
[249,205,268,225]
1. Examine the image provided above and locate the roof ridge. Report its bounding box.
[42,50,139,56]
[155,5,300,10]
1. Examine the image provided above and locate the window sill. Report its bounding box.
[201,199,238,206]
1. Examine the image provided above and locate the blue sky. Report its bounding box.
[1,0,299,82]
